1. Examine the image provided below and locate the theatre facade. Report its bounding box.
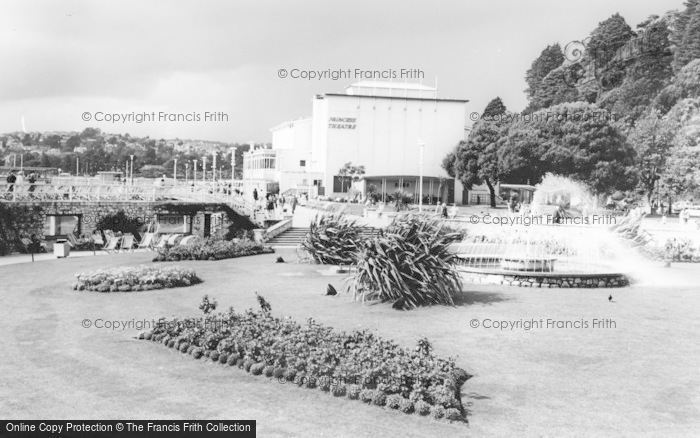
[244,81,469,204]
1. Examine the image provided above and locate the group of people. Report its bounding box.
[252,188,301,220]
[4,170,38,193]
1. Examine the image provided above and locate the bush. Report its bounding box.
[227,355,238,366]
[319,377,332,392]
[250,363,265,375]
[209,351,220,362]
[283,369,296,382]
[73,265,201,292]
[359,389,374,404]
[301,213,361,264]
[386,394,403,409]
[179,342,189,353]
[332,385,347,397]
[219,353,229,364]
[371,391,387,406]
[153,237,273,262]
[273,367,285,379]
[399,398,414,414]
[444,408,463,422]
[391,190,413,212]
[192,347,204,359]
[415,400,431,416]
[263,365,275,377]
[186,346,195,354]
[347,385,361,400]
[430,405,446,420]
[349,214,462,309]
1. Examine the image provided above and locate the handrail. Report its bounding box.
[0,182,265,226]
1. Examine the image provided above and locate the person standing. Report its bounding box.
[28,172,37,193]
[441,202,448,218]
[15,171,25,193]
[253,188,258,202]
[6,170,17,192]
[291,195,298,214]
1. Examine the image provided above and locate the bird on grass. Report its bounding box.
[325,284,337,296]
[392,296,407,310]
[608,294,613,302]
[276,256,285,263]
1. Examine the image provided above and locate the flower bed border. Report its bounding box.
[137,331,468,423]
[72,265,202,292]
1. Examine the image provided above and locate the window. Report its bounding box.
[44,215,81,237]
[300,160,306,167]
[333,176,351,193]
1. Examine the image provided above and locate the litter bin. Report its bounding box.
[54,240,71,258]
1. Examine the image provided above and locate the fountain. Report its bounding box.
[452,174,644,288]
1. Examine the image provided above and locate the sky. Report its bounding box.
[0,0,685,143]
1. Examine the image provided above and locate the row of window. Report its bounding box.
[41,214,224,237]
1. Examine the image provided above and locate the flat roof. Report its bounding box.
[319,93,469,103]
[269,116,312,132]
[345,81,436,91]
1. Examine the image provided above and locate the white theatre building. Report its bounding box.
[244,81,469,204]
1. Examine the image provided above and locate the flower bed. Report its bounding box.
[140,295,470,423]
[153,238,274,262]
[73,265,201,292]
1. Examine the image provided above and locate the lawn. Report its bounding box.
[0,251,699,437]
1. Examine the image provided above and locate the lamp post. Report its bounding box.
[230,147,236,192]
[212,153,217,184]
[76,157,80,177]
[418,140,425,213]
[20,154,24,171]
[185,162,189,184]
[193,159,198,183]
[202,156,208,185]
[129,155,134,185]
[173,158,178,185]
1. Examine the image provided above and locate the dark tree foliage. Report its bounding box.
[673,0,700,72]
[524,44,564,107]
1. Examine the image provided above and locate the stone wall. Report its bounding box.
[459,268,630,288]
[0,201,255,253]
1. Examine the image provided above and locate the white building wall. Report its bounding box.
[314,94,466,196]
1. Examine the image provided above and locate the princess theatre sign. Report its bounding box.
[328,117,356,129]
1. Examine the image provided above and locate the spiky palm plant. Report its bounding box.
[349,213,462,309]
[302,212,360,265]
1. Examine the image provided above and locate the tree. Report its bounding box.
[40,153,51,167]
[80,127,101,139]
[531,65,580,110]
[627,109,676,204]
[525,44,564,104]
[482,97,507,118]
[660,97,700,205]
[673,0,700,72]
[337,162,366,193]
[64,135,81,152]
[652,59,700,113]
[585,13,636,69]
[501,102,637,194]
[441,150,456,178]
[453,119,508,207]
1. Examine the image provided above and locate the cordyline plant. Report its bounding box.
[302,212,361,265]
[349,213,462,309]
